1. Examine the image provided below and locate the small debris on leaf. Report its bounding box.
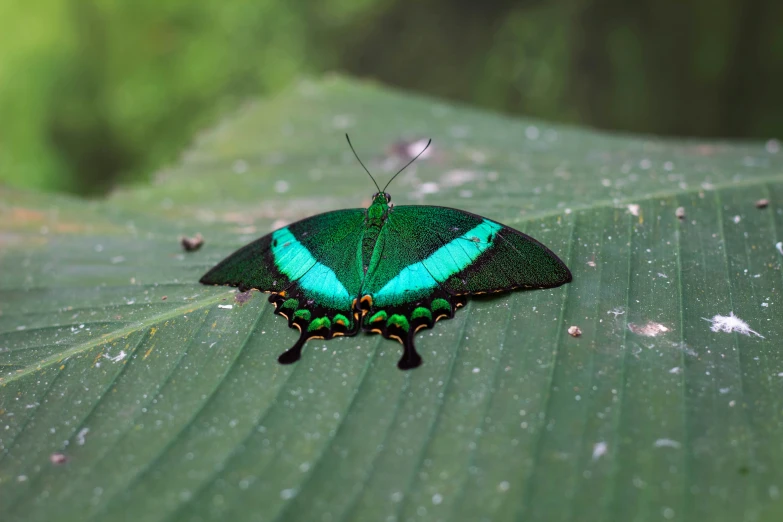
[103,350,127,363]
[592,441,608,461]
[628,321,669,337]
[703,312,764,338]
[567,325,582,337]
[218,304,233,310]
[235,290,254,305]
[50,453,68,465]
[607,308,625,317]
[776,242,783,256]
[675,207,686,220]
[755,199,769,209]
[181,233,204,252]
[627,204,640,217]
[76,428,89,446]
[161,296,167,301]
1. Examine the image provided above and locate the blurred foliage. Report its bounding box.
[1,0,782,194]
[0,0,309,194]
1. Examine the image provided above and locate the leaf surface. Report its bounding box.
[2,77,783,522]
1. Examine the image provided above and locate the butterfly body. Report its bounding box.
[200,191,572,369]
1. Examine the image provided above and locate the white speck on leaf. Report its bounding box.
[280,488,298,500]
[420,182,439,194]
[776,242,783,256]
[676,206,686,219]
[233,159,248,173]
[77,427,89,446]
[592,441,608,461]
[218,304,233,310]
[703,312,764,338]
[654,438,681,449]
[628,322,669,337]
[407,139,432,159]
[331,114,354,129]
[103,350,127,363]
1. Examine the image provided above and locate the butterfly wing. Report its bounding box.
[359,205,571,369]
[200,208,366,363]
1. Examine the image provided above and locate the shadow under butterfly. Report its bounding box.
[200,135,572,370]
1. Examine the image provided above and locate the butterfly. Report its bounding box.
[200,135,572,370]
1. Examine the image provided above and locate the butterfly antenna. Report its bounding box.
[345,134,381,193]
[382,138,432,192]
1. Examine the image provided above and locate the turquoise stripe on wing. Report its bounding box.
[372,220,501,306]
[272,228,352,309]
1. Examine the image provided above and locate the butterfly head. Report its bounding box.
[367,191,391,220]
[372,192,392,205]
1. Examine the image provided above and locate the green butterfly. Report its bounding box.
[200,136,572,369]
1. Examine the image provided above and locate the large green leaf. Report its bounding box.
[2,76,783,521]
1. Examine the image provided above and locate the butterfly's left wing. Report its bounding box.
[200,208,366,363]
[360,205,571,369]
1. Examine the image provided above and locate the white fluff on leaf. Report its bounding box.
[703,312,764,339]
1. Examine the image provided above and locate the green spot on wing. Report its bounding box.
[282,298,299,310]
[333,314,350,327]
[431,298,450,311]
[386,314,410,332]
[412,307,432,321]
[294,309,311,321]
[369,310,388,324]
[308,317,331,332]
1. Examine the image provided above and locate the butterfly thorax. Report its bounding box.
[365,192,390,224]
[360,192,392,276]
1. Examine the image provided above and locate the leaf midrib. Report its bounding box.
[0,290,235,385]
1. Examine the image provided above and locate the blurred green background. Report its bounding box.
[2,0,782,195]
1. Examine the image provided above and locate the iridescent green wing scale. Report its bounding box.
[359,205,572,369]
[200,208,366,364]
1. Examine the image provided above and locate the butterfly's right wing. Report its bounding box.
[358,204,570,369]
[364,205,571,303]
